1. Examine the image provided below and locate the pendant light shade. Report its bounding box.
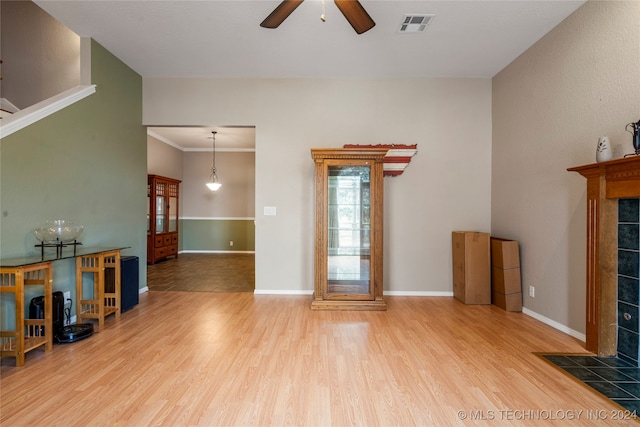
[206,131,222,191]
[206,181,221,191]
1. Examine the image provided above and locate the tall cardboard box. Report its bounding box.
[490,237,522,311]
[452,232,491,304]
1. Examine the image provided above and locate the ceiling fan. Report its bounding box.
[260,0,375,35]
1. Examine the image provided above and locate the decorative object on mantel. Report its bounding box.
[625,119,640,157]
[596,136,612,163]
[343,144,418,176]
[206,131,222,191]
[34,219,83,257]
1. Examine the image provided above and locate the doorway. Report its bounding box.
[146,126,256,291]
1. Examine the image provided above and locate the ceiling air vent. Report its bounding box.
[398,14,434,33]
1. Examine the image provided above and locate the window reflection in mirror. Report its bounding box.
[327,165,371,295]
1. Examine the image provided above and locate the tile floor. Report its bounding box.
[543,354,640,413]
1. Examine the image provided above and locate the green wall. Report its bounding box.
[181,219,255,252]
[0,40,146,327]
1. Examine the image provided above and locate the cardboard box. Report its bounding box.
[490,237,522,311]
[491,266,522,294]
[492,291,522,312]
[452,231,491,304]
[491,237,520,269]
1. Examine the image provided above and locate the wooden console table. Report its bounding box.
[0,261,53,367]
[75,249,122,328]
[568,155,640,355]
[0,246,128,366]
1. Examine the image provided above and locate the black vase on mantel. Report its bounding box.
[626,120,640,156]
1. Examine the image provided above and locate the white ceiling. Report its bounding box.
[34,0,586,149]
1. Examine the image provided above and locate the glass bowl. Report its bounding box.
[34,220,84,244]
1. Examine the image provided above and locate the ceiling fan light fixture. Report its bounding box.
[261,0,375,34]
[398,14,434,33]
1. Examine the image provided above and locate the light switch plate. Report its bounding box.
[264,206,277,216]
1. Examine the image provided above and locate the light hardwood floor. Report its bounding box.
[0,291,629,426]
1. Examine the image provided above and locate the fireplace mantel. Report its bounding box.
[568,156,640,355]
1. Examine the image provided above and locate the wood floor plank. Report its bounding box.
[1,292,629,426]
[147,253,255,292]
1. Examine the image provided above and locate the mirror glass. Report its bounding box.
[146,186,151,233]
[156,196,165,232]
[327,165,371,295]
[168,196,178,232]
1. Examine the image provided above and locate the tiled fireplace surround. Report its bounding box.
[569,156,640,360]
[617,198,640,365]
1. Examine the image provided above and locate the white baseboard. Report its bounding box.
[180,250,255,254]
[522,307,586,342]
[384,291,454,297]
[254,290,314,295]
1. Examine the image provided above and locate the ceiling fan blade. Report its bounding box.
[334,0,375,34]
[260,0,304,29]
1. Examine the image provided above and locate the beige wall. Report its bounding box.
[147,135,255,218]
[492,0,640,335]
[182,151,255,218]
[147,134,183,180]
[143,78,493,293]
[0,1,80,109]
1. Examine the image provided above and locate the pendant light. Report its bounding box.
[206,131,222,191]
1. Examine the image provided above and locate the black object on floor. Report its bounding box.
[29,291,65,336]
[55,324,93,343]
[29,292,94,343]
[543,354,640,413]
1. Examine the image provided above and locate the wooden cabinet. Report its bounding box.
[310,148,387,310]
[147,174,181,265]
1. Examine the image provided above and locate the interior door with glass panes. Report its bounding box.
[325,164,373,300]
